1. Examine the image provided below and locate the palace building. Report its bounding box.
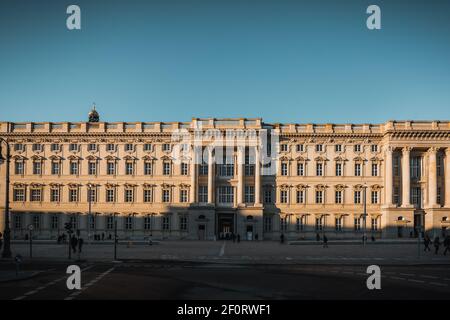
[0,109,449,241]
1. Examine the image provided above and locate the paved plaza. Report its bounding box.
[5,240,450,264]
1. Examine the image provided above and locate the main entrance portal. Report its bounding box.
[217,213,234,240]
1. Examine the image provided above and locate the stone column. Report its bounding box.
[384,146,393,206]
[445,148,450,207]
[207,148,214,204]
[401,147,411,207]
[237,146,244,205]
[428,147,438,207]
[254,146,261,205]
[190,147,197,203]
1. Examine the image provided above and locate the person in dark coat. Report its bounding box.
[316,233,320,242]
[433,236,440,254]
[78,237,84,253]
[237,234,240,243]
[323,235,328,248]
[280,233,285,244]
[424,235,431,252]
[70,235,78,253]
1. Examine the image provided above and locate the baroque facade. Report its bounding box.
[0,116,449,241]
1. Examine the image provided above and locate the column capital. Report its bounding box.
[445,148,450,156]
[402,146,412,154]
[428,146,439,154]
[384,145,394,153]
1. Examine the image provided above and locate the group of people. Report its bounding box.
[70,235,84,254]
[423,234,450,255]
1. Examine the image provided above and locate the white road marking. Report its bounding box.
[429,282,448,287]
[64,266,115,300]
[420,275,438,279]
[399,273,414,277]
[12,265,94,301]
[408,279,425,284]
[389,276,406,281]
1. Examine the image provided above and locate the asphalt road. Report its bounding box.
[1,261,449,300]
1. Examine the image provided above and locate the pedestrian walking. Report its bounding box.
[323,235,328,248]
[237,234,240,243]
[280,233,285,244]
[443,236,450,256]
[232,233,236,243]
[433,236,440,254]
[70,235,78,254]
[78,237,84,253]
[316,233,320,242]
[424,235,431,252]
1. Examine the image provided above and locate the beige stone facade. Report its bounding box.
[0,118,449,241]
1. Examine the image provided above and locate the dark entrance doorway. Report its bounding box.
[198,224,205,240]
[217,213,234,240]
[246,225,253,241]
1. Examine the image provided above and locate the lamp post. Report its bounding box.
[0,138,12,258]
[362,184,368,247]
[321,214,329,240]
[113,212,118,261]
[87,183,93,244]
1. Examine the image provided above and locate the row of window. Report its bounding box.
[280,143,379,153]
[264,216,380,232]
[281,162,379,177]
[12,214,187,231]
[13,143,170,153]
[278,189,380,204]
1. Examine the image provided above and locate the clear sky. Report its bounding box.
[0,0,449,123]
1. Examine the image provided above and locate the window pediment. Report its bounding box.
[315,184,327,191]
[334,184,346,191]
[334,156,347,162]
[314,156,328,162]
[295,184,308,190]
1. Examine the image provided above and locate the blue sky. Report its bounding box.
[0,0,449,123]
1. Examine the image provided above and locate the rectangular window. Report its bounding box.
[316,163,323,176]
[371,218,378,231]
[51,162,60,175]
[354,163,361,176]
[107,162,115,175]
[106,144,116,152]
[106,216,114,230]
[371,191,378,204]
[32,144,42,152]
[143,189,153,203]
[162,144,171,152]
[163,162,171,175]
[30,189,42,202]
[244,185,255,203]
[199,185,208,203]
[335,217,343,231]
[88,215,95,230]
[264,189,272,204]
[162,216,170,231]
[281,163,288,176]
[88,144,97,152]
[179,216,188,231]
[371,145,378,153]
[410,156,422,179]
[32,215,40,229]
[33,162,42,175]
[297,163,304,176]
[264,216,272,232]
[144,215,152,230]
[335,190,342,204]
[180,189,188,203]
[335,163,342,176]
[69,189,78,202]
[371,163,378,176]
[14,144,24,152]
[335,144,342,152]
[296,217,304,231]
[354,191,361,204]
[315,217,323,231]
[88,188,97,203]
[296,144,304,152]
[15,161,24,175]
[181,163,189,175]
[280,190,288,203]
[13,189,25,202]
[315,190,323,204]
[70,216,77,230]
[144,143,152,152]
[88,162,97,175]
[354,217,362,231]
[125,216,133,230]
[218,186,234,203]
[394,186,400,205]
[125,144,134,152]
[393,156,400,176]
[125,189,134,202]
[50,188,60,202]
[280,144,288,152]
[106,189,115,203]
[354,145,361,152]
[51,144,60,152]
[125,162,134,175]
[296,190,304,204]
[315,144,323,152]
[69,144,79,152]
[144,162,152,175]
[162,189,170,203]
[14,215,22,229]
[199,164,208,175]
[280,217,287,232]
[411,187,421,207]
[70,162,78,175]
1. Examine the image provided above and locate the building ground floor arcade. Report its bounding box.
[6,206,450,241]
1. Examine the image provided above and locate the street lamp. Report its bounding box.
[87,183,93,244]
[0,138,12,258]
[321,214,329,240]
[362,184,368,247]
